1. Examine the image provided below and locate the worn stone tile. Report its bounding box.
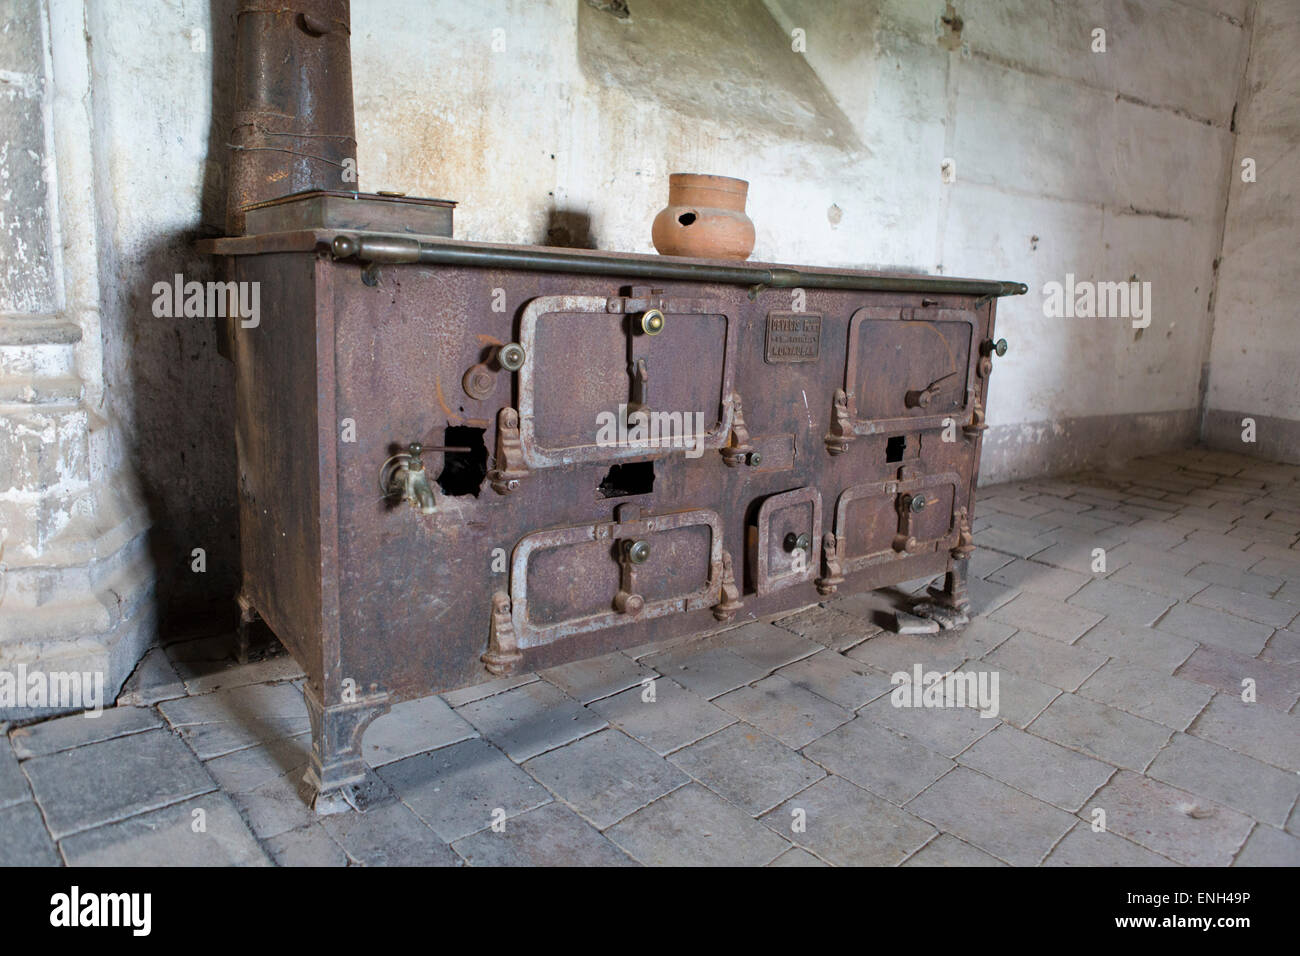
[319,799,460,866]
[1262,628,1300,664]
[522,728,688,829]
[1233,824,1300,866]
[768,847,827,866]
[1029,538,1128,577]
[265,823,348,866]
[713,621,822,671]
[1075,621,1198,673]
[452,802,633,866]
[988,559,1089,599]
[803,717,953,804]
[775,649,891,710]
[1106,563,1207,601]
[1107,540,1201,575]
[589,677,734,756]
[377,738,550,843]
[363,695,478,768]
[607,783,790,866]
[59,793,270,866]
[844,631,966,677]
[971,526,1054,559]
[455,680,606,762]
[771,604,879,652]
[714,675,852,750]
[538,651,655,704]
[1170,537,1259,570]
[846,617,1014,675]
[1077,659,1214,730]
[10,706,161,760]
[1082,771,1253,867]
[1189,694,1300,771]
[1043,823,1174,866]
[1023,494,1091,515]
[1175,645,1300,712]
[966,576,1021,615]
[859,692,996,758]
[116,647,187,706]
[0,802,60,866]
[158,682,310,759]
[763,775,935,866]
[979,494,1052,519]
[1277,580,1300,607]
[958,724,1113,812]
[906,766,1075,866]
[1148,733,1300,827]
[1155,603,1274,656]
[1067,579,1175,627]
[969,547,1016,579]
[23,729,216,839]
[203,734,315,840]
[440,674,539,708]
[638,643,769,699]
[0,736,31,809]
[1117,519,1189,550]
[1247,556,1300,583]
[985,631,1106,692]
[957,661,1059,728]
[1187,562,1284,597]
[990,592,1104,643]
[1028,693,1171,771]
[668,722,823,815]
[902,833,1007,866]
[1191,585,1298,628]
[179,652,305,696]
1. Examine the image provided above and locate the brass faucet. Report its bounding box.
[380,442,466,516]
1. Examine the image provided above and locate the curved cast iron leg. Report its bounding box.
[302,682,392,814]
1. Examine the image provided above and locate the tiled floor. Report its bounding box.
[3,447,1300,866]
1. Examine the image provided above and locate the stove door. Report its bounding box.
[841,307,977,435]
[516,295,738,470]
[749,487,822,595]
[508,506,724,649]
[832,472,961,573]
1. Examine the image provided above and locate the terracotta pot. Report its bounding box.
[651,174,755,260]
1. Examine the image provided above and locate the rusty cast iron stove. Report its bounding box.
[204,0,1027,812]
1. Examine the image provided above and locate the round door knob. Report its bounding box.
[994,338,1008,357]
[784,532,811,552]
[498,343,526,371]
[639,309,665,335]
[625,540,651,564]
[908,494,927,514]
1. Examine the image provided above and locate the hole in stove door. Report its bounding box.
[885,435,906,463]
[598,460,655,499]
[436,426,488,497]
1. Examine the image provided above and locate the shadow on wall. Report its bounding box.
[540,206,595,249]
[122,0,242,640]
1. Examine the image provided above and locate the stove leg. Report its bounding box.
[235,593,259,665]
[913,555,972,630]
[302,682,392,815]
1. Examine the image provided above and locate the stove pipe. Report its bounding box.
[227,0,357,234]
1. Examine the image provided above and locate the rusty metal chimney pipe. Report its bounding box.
[227,0,357,234]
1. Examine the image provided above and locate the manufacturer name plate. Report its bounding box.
[765,312,822,364]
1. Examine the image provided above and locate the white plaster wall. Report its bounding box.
[1205,0,1300,438]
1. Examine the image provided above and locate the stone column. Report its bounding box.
[0,0,154,718]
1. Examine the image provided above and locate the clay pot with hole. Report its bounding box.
[651,174,755,260]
